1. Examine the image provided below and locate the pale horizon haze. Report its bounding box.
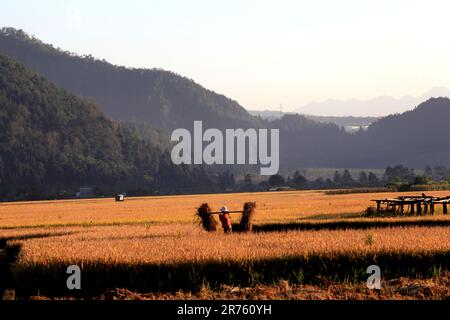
[2,0,450,112]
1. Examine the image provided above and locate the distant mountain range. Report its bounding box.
[250,110,379,130]
[295,87,450,117]
[1,27,450,185]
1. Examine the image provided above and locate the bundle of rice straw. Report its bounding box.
[240,202,256,232]
[196,203,217,232]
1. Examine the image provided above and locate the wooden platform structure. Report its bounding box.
[372,195,450,215]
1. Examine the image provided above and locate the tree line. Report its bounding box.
[220,164,450,193]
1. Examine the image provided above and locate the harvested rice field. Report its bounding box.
[1,190,449,300]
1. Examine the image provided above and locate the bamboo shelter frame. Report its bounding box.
[371,196,450,216]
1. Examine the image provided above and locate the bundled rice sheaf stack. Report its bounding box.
[240,202,256,232]
[196,203,217,232]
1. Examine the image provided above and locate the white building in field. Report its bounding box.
[76,186,94,198]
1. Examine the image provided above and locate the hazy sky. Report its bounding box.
[2,0,450,111]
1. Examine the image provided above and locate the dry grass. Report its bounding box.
[11,225,450,264]
[196,203,217,232]
[240,202,256,232]
[2,190,450,228]
[1,190,449,299]
[101,274,450,300]
[9,224,450,298]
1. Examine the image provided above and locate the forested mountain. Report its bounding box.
[275,98,450,169]
[270,114,351,169]
[0,28,262,131]
[348,98,450,168]
[1,27,449,175]
[0,53,216,199]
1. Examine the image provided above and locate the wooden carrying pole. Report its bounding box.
[210,211,243,215]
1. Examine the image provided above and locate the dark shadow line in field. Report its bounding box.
[0,231,80,244]
[77,234,176,242]
[232,219,450,233]
[297,213,362,220]
[0,220,168,230]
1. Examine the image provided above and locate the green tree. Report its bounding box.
[292,170,308,187]
[359,171,368,185]
[413,176,432,185]
[333,171,343,185]
[342,169,354,185]
[368,172,379,186]
[269,174,285,187]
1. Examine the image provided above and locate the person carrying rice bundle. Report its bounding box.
[219,206,232,233]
